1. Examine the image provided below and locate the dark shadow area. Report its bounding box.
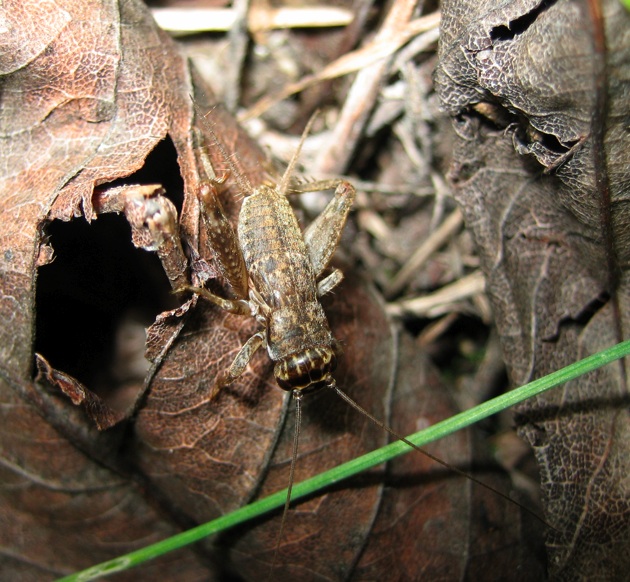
[35,139,183,407]
[105,137,185,215]
[490,0,556,41]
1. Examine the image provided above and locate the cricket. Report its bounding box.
[184,111,364,552]
[185,112,355,402]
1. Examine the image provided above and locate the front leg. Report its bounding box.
[298,180,356,277]
[180,285,251,316]
[181,283,262,399]
[317,268,343,297]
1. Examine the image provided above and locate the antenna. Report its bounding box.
[267,390,303,581]
[327,382,556,532]
[278,112,319,197]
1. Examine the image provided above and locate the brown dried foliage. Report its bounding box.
[1,0,627,580]
[435,0,630,579]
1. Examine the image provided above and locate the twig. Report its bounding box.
[386,270,486,319]
[316,2,436,174]
[384,209,464,298]
[240,10,440,125]
[224,0,250,112]
[152,6,354,34]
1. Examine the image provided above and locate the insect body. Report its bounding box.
[239,184,338,393]
[189,114,355,399]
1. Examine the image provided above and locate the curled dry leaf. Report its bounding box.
[436,0,630,579]
[34,352,125,430]
[0,0,543,579]
[0,0,231,577]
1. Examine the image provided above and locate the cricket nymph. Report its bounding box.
[238,184,339,394]
[187,112,355,399]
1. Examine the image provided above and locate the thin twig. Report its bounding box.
[387,270,486,319]
[224,0,250,112]
[385,209,464,298]
[152,6,354,34]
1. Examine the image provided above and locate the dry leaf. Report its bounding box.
[0,0,545,579]
[436,0,630,579]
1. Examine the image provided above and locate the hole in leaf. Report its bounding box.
[106,137,185,215]
[35,214,176,409]
[490,0,555,41]
[35,139,183,409]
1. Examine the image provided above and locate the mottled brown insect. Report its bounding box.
[187,115,355,400]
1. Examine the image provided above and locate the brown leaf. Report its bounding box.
[353,334,545,581]
[436,0,630,579]
[0,0,213,577]
[0,0,544,579]
[35,352,124,430]
[164,275,543,580]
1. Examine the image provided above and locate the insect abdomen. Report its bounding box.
[238,185,336,388]
[274,346,336,392]
[238,185,318,308]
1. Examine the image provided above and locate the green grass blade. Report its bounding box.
[57,339,630,581]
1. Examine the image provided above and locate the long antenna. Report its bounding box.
[328,382,556,532]
[278,112,319,197]
[267,390,303,580]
